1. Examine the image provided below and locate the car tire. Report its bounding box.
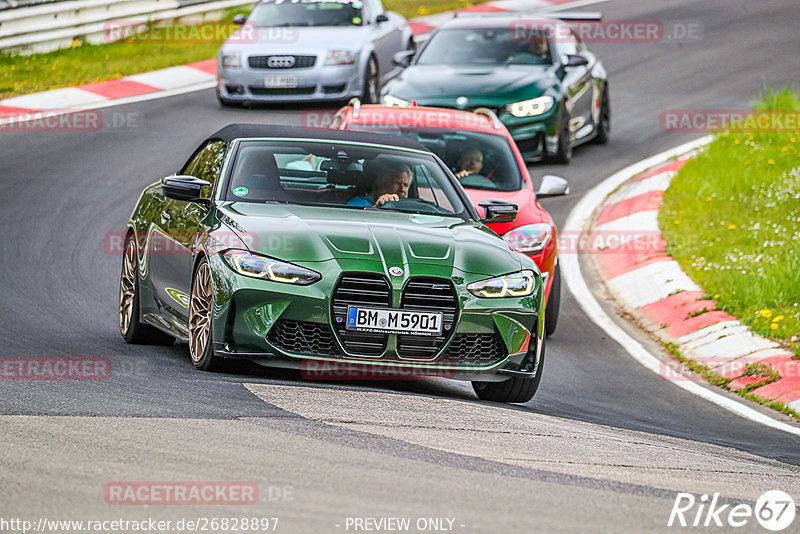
[548,103,572,164]
[361,56,380,104]
[592,84,610,144]
[472,337,545,403]
[544,264,561,337]
[119,234,175,345]
[189,258,223,371]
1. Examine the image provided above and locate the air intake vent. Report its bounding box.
[443,333,506,366]
[331,273,391,356]
[397,278,458,359]
[267,320,342,356]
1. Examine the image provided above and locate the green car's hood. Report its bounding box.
[386,65,556,105]
[215,203,526,276]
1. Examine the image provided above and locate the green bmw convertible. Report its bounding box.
[119,125,546,403]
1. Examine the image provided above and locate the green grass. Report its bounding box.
[660,88,800,359]
[0,0,479,99]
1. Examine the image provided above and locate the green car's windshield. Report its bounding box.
[416,28,552,66]
[248,0,363,27]
[344,125,524,192]
[223,141,471,218]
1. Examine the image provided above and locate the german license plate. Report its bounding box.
[264,75,298,88]
[346,307,443,336]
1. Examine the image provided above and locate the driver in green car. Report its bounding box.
[505,37,551,65]
[348,162,413,207]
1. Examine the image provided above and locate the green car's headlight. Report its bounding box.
[507,96,554,118]
[467,270,538,298]
[502,224,553,254]
[382,94,411,107]
[222,250,321,285]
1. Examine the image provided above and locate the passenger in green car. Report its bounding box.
[348,162,413,207]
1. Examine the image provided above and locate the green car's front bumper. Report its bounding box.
[207,254,544,382]
[499,106,560,161]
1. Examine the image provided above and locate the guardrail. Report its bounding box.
[0,0,254,54]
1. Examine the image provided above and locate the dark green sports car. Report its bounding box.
[119,125,546,402]
[382,14,610,163]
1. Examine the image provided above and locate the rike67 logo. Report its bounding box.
[668,490,796,531]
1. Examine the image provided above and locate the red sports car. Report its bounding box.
[331,102,568,335]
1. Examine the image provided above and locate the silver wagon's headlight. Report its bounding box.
[222,250,321,285]
[221,51,241,68]
[467,270,538,298]
[325,50,356,65]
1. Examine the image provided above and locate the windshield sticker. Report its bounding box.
[233,187,249,197]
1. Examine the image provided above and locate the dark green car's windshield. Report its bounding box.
[416,28,553,66]
[344,125,524,192]
[222,140,471,218]
[249,0,363,27]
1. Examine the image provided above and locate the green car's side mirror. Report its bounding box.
[479,199,518,224]
[392,50,416,68]
[565,54,589,67]
[162,175,211,203]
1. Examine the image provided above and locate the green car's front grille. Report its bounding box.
[331,273,392,356]
[397,278,458,359]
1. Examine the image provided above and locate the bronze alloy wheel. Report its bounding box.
[189,262,213,363]
[119,239,137,335]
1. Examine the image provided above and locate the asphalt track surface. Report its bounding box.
[2,0,800,531]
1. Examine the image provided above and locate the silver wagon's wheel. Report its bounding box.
[189,262,213,363]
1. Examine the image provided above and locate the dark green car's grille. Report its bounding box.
[331,273,392,356]
[267,320,342,356]
[443,333,506,366]
[396,278,458,359]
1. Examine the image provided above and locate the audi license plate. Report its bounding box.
[264,75,298,88]
[346,307,442,336]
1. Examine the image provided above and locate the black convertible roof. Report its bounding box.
[206,124,431,152]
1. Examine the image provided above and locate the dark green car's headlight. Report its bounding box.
[222,250,321,285]
[467,270,538,298]
[507,96,554,118]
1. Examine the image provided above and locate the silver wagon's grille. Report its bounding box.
[248,55,316,69]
